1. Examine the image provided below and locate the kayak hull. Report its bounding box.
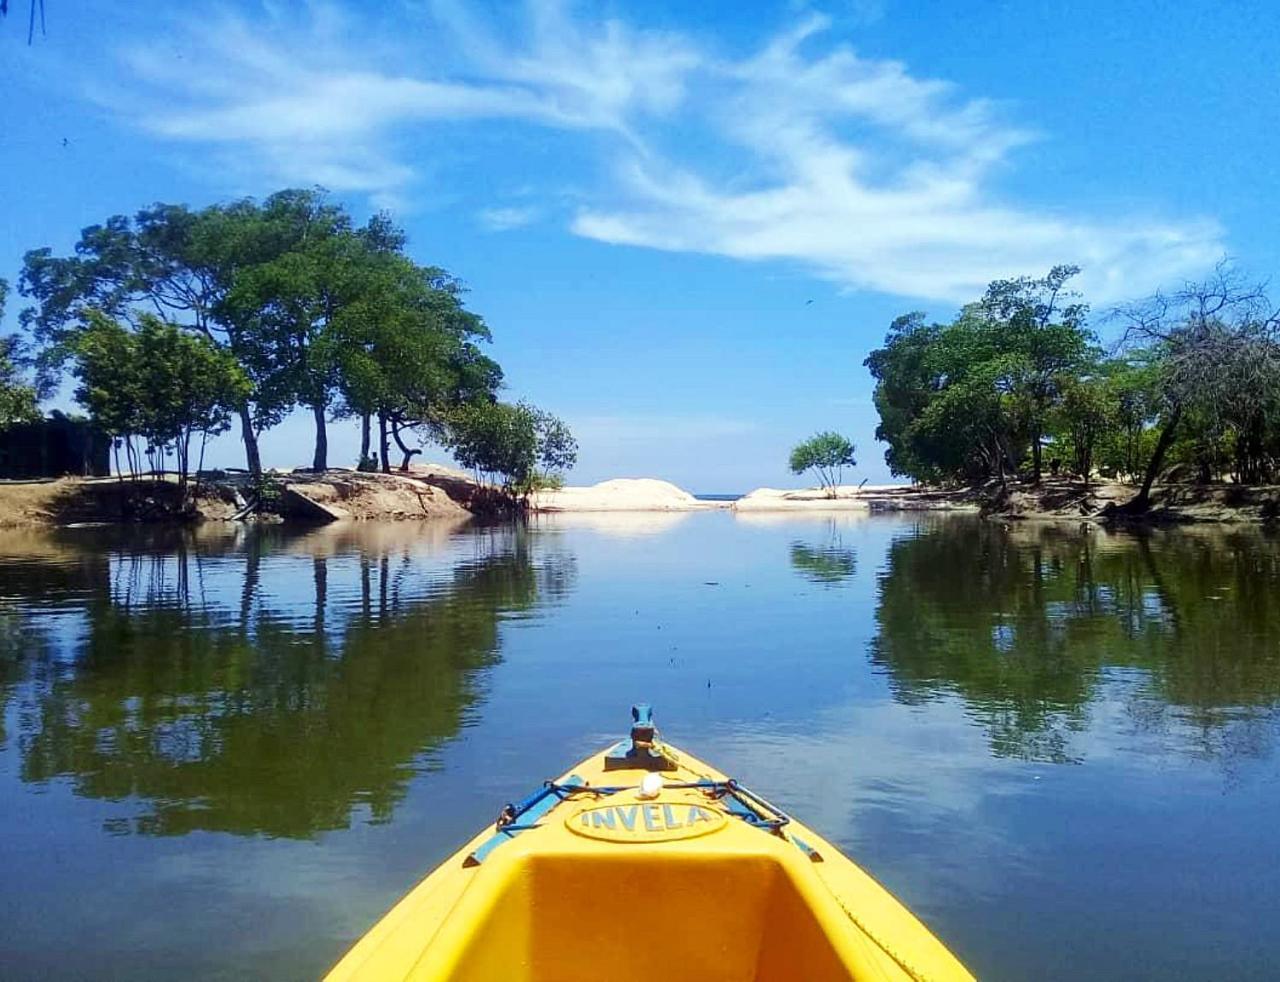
[327,735,974,981]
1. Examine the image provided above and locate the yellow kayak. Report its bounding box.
[326,706,974,981]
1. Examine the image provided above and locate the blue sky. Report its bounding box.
[2,0,1276,491]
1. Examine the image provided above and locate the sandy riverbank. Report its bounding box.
[3,471,1277,527]
[530,478,724,512]
[0,469,471,527]
[532,476,1280,524]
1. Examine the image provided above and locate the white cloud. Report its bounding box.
[102,1,1224,302]
[477,206,540,231]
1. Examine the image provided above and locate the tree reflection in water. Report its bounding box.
[0,524,574,838]
[789,518,858,585]
[871,519,1280,763]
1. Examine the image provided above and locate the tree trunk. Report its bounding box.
[238,404,262,479]
[377,411,390,473]
[359,412,371,464]
[177,431,189,488]
[312,402,328,472]
[391,421,421,472]
[1128,404,1183,512]
[1031,429,1042,484]
[197,431,209,488]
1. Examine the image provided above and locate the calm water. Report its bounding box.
[1,513,1279,980]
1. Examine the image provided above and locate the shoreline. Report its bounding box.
[0,472,1276,529]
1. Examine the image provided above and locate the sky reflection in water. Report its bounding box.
[1,513,1278,980]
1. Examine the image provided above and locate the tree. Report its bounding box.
[20,201,290,477]
[446,401,575,499]
[1094,358,1159,480]
[1054,376,1116,486]
[864,313,943,480]
[326,233,500,474]
[221,189,359,471]
[1114,264,1280,510]
[20,189,512,478]
[532,407,577,484]
[447,401,538,493]
[865,267,1097,486]
[975,266,1093,482]
[0,280,40,427]
[70,312,249,484]
[789,432,856,496]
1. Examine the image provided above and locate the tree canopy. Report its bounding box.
[789,431,856,495]
[70,312,249,483]
[0,280,40,428]
[866,264,1280,508]
[866,266,1095,486]
[446,401,577,497]
[17,188,523,480]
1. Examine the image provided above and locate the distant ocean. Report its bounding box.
[694,493,742,502]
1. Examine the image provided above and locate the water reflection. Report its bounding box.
[871,520,1280,763]
[0,524,574,838]
[789,519,858,585]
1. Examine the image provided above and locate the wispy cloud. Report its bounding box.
[100,1,1224,301]
[477,206,540,231]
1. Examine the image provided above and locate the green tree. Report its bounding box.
[975,266,1093,482]
[20,201,293,476]
[0,280,40,427]
[864,313,943,480]
[71,312,249,484]
[326,229,501,474]
[1114,265,1280,509]
[532,407,578,485]
[447,401,537,492]
[1053,375,1117,486]
[789,431,856,496]
[20,190,510,478]
[446,401,575,499]
[1094,358,1160,480]
[221,190,358,471]
[865,267,1097,486]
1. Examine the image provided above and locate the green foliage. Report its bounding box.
[0,279,40,428]
[446,401,576,498]
[532,406,578,479]
[1053,375,1117,484]
[867,267,1097,484]
[447,401,537,491]
[789,431,856,494]
[70,311,250,482]
[18,189,508,477]
[789,541,857,584]
[869,265,1280,498]
[324,224,501,471]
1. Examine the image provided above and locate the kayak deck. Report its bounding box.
[327,709,974,981]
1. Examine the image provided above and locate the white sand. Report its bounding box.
[731,484,891,512]
[530,478,723,512]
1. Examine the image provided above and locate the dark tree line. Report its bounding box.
[865,264,1280,509]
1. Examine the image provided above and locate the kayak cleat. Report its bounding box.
[604,702,678,771]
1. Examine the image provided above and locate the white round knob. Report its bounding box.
[638,773,664,799]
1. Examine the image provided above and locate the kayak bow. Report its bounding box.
[327,705,974,981]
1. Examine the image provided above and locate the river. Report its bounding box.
[1,512,1277,979]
